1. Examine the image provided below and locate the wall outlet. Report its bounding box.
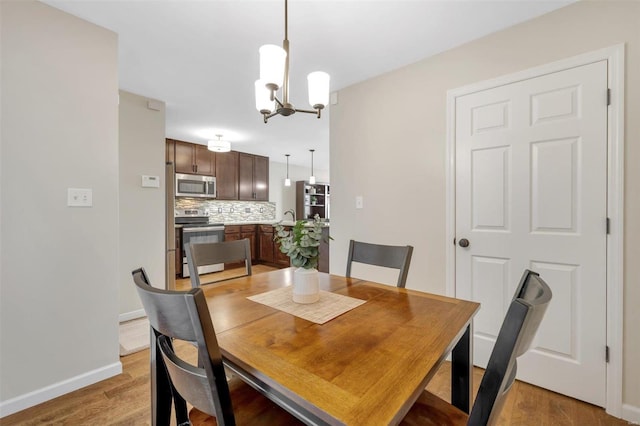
[245,207,251,213]
[67,188,93,207]
[355,195,364,209]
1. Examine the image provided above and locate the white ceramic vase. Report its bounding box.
[292,267,320,304]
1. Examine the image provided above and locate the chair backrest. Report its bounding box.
[345,239,414,288]
[186,239,252,288]
[468,269,552,426]
[131,268,235,425]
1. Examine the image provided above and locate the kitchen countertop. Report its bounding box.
[176,220,329,228]
[224,220,329,227]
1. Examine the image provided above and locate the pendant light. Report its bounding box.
[254,0,330,124]
[309,149,316,184]
[284,154,291,187]
[208,134,231,152]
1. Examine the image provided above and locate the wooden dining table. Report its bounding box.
[173,267,480,425]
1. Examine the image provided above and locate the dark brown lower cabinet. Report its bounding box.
[260,225,293,268]
[258,225,274,264]
[226,224,327,271]
[240,225,257,261]
[274,227,291,268]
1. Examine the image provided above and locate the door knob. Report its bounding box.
[458,238,470,248]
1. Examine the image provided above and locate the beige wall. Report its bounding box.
[118,91,166,319]
[0,0,120,412]
[330,0,640,412]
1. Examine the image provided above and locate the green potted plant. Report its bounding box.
[274,214,325,303]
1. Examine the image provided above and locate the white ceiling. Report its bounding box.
[43,0,572,170]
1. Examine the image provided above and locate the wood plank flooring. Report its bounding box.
[2,266,630,425]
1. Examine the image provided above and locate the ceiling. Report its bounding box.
[43,0,572,170]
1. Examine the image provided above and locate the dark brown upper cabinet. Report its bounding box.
[239,153,269,201]
[174,140,215,176]
[215,151,239,200]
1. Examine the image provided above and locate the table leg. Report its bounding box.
[451,324,473,413]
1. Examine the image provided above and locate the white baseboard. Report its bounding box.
[623,403,640,424]
[0,361,122,418]
[119,308,146,323]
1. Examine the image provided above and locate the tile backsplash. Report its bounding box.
[175,198,276,223]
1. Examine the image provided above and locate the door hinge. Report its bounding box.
[607,88,611,106]
[606,345,610,363]
[606,217,611,234]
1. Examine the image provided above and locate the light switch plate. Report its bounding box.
[142,175,160,188]
[355,195,364,209]
[67,188,93,207]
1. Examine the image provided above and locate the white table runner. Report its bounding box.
[247,286,366,324]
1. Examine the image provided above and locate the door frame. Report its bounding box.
[445,44,625,417]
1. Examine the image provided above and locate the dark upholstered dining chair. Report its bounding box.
[131,267,302,426]
[345,239,414,288]
[185,239,252,288]
[400,269,552,426]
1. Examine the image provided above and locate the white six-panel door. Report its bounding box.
[455,60,608,406]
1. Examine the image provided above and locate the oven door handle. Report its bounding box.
[183,226,225,233]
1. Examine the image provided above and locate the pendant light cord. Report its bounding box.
[286,154,290,178]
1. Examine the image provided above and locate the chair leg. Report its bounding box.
[151,330,173,426]
[171,384,189,425]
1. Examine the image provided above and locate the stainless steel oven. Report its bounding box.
[181,224,225,277]
[175,209,225,278]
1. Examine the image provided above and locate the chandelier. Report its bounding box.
[254,0,330,124]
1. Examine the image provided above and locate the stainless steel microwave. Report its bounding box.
[175,173,216,198]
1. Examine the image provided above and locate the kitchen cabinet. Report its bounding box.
[215,151,239,200]
[258,224,290,267]
[240,225,257,261]
[223,225,240,269]
[167,139,269,200]
[239,153,269,201]
[258,225,274,264]
[296,181,330,221]
[225,225,256,263]
[174,140,215,176]
[274,226,291,267]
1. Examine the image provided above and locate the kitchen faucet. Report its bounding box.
[284,209,296,222]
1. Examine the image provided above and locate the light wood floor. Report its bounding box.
[2,266,630,425]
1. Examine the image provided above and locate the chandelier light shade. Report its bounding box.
[284,154,291,187]
[208,134,231,153]
[259,45,286,91]
[309,149,316,184]
[255,0,330,123]
[308,71,330,108]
